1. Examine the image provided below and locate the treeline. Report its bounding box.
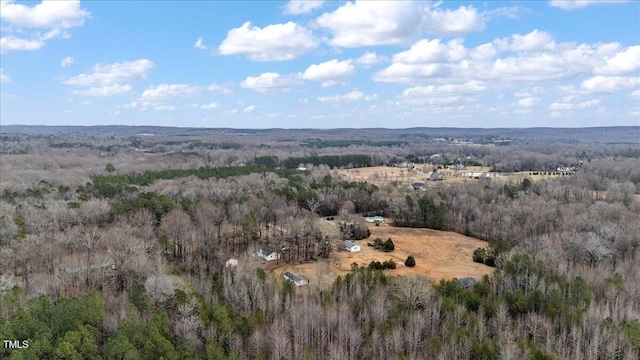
[391,194,448,229]
[283,154,372,169]
[301,139,408,148]
[92,165,299,187]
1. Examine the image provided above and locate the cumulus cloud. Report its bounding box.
[316,2,487,48]
[507,29,556,52]
[0,36,44,53]
[194,37,208,50]
[63,59,153,97]
[61,56,74,67]
[218,21,318,61]
[354,51,388,67]
[1,0,90,28]
[374,30,631,84]
[285,0,325,15]
[549,0,630,10]
[244,105,256,112]
[318,91,378,102]
[240,72,301,93]
[402,81,487,97]
[64,59,154,86]
[517,97,539,107]
[550,99,600,111]
[72,84,132,97]
[0,68,10,83]
[140,84,198,101]
[594,46,640,75]
[421,5,486,36]
[581,76,640,93]
[201,102,219,109]
[154,105,178,111]
[301,59,355,87]
[316,1,424,47]
[0,0,90,53]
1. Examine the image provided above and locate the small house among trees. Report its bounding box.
[430,170,446,181]
[283,271,309,286]
[344,240,361,252]
[257,247,280,261]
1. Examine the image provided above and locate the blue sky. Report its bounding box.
[1,0,638,128]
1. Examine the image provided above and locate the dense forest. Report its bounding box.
[0,126,639,359]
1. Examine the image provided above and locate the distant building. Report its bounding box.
[409,183,426,191]
[429,171,446,181]
[364,216,384,223]
[225,258,238,268]
[459,277,477,288]
[344,240,361,252]
[283,271,309,286]
[257,247,280,261]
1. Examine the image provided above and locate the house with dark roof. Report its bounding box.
[410,182,426,191]
[429,171,446,181]
[283,271,309,286]
[458,277,477,288]
[257,247,280,261]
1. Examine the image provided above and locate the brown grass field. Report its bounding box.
[272,219,495,288]
[335,165,563,188]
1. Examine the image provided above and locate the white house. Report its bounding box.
[257,247,280,261]
[283,272,309,286]
[344,241,361,252]
[364,216,384,223]
[225,258,238,268]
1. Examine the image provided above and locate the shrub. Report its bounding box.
[383,238,395,252]
[405,255,416,267]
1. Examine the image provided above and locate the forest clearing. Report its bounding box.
[273,220,494,288]
[336,165,565,188]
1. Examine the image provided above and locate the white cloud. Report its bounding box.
[0,68,10,83]
[393,38,468,64]
[0,0,90,28]
[285,0,325,15]
[154,105,178,111]
[422,5,486,36]
[301,59,355,86]
[201,102,219,109]
[218,21,318,61]
[61,56,74,67]
[354,51,388,67]
[515,87,544,97]
[0,0,90,53]
[550,99,600,110]
[194,37,208,50]
[316,2,487,47]
[402,81,487,97]
[64,59,154,86]
[581,76,640,93]
[374,63,450,83]
[549,0,630,10]
[140,84,198,101]
[318,91,378,102]
[629,90,640,99]
[594,46,640,75]
[72,84,132,97]
[0,36,44,53]
[507,29,556,52]
[517,97,539,107]
[240,72,301,93]
[316,1,423,47]
[244,105,256,112]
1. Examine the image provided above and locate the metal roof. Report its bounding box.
[283,272,308,283]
